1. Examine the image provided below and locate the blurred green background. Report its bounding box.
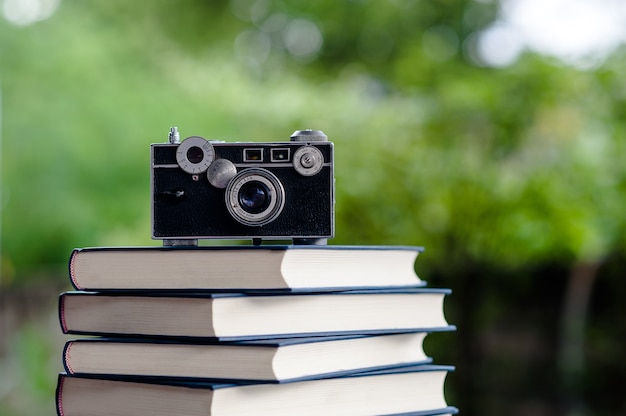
[1,0,625,415]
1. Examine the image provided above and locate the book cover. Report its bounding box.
[388,407,459,416]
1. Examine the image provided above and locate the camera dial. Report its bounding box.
[293,145,324,176]
[176,136,215,174]
[225,168,285,226]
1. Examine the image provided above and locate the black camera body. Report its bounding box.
[151,128,334,245]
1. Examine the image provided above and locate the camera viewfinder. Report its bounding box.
[271,148,290,162]
[244,148,263,162]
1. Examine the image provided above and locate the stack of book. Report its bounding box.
[56,245,457,415]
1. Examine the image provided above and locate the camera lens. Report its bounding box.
[238,181,270,214]
[225,168,285,227]
[186,146,204,164]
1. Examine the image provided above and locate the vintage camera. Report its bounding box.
[151,127,334,245]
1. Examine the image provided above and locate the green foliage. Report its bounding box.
[1,0,625,283]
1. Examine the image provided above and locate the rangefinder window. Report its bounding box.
[244,148,263,162]
[271,148,290,162]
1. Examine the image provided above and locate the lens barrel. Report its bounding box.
[225,168,285,226]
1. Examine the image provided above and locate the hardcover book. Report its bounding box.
[56,364,454,416]
[61,331,455,382]
[59,288,452,340]
[68,245,425,291]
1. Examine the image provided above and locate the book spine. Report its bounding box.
[58,294,69,334]
[55,374,65,416]
[62,341,74,375]
[67,249,81,290]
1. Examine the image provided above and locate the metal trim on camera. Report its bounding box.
[225,168,285,227]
